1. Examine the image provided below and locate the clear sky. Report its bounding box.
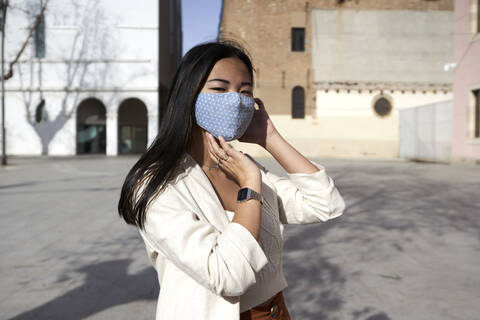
[181,0,223,56]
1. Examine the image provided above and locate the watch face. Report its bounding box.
[238,188,249,201]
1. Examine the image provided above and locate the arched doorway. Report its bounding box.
[292,86,305,118]
[76,98,106,154]
[118,98,148,154]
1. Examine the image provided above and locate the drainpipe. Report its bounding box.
[1,0,8,166]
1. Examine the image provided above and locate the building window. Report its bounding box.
[291,28,305,52]
[34,13,46,58]
[292,86,305,118]
[118,98,149,154]
[35,99,47,123]
[478,0,480,33]
[76,98,107,154]
[372,95,393,117]
[474,89,480,138]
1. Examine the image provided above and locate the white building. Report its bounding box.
[1,0,181,156]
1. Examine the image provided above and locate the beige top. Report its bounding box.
[224,208,287,313]
[138,152,346,320]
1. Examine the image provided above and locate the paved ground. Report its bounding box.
[0,155,479,320]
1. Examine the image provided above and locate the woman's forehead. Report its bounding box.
[208,57,251,82]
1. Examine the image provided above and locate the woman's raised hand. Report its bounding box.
[205,132,261,187]
[238,97,279,148]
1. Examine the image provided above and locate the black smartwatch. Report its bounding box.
[237,187,263,205]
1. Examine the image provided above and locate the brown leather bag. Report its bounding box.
[240,291,292,320]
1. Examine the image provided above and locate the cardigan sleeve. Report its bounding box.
[138,186,269,298]
[245,154,346,225]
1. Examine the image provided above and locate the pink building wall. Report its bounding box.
[452,0,480,161]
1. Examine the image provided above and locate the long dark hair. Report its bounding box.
[118,40,254,228]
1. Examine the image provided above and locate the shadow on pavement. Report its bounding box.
[8,259,158,320]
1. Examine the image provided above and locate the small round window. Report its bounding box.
[373,96,392,117]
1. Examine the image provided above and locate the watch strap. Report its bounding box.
[237,187,263,205]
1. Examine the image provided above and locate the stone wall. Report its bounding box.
[399,100,453,162]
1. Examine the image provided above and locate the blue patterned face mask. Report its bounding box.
[194,92,255,141]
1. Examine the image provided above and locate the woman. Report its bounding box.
[118,40,345,320]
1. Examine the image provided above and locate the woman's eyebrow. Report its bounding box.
[207,78,229,84]
[207,78,252,86]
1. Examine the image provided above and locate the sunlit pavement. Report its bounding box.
[1,155,479,320]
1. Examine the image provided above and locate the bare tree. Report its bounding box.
[13,0,119,155]
[2,0,49,81]
[7,0,153,155]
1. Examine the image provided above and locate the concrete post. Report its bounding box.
[106,112,117,156]
[147,113,158,148]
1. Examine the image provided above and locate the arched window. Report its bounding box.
[118,98,148,154]
[292,86,305,119]
[372,95,393,117]
[76,98,107,154]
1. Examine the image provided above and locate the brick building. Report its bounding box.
[220,0,454,158]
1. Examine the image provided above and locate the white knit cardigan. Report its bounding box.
[138,152,346,320]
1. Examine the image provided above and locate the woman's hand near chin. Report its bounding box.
[239,97,280,148]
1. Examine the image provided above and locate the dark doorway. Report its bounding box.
[292,86,305,119]
[118,98,148,154]
[76,98,107,154]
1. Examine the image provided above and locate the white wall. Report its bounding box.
[3,0,159,156]
[399,100,453,162]
[231,90,453,159]
[314,90,452,158]
[312,9,453,84]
